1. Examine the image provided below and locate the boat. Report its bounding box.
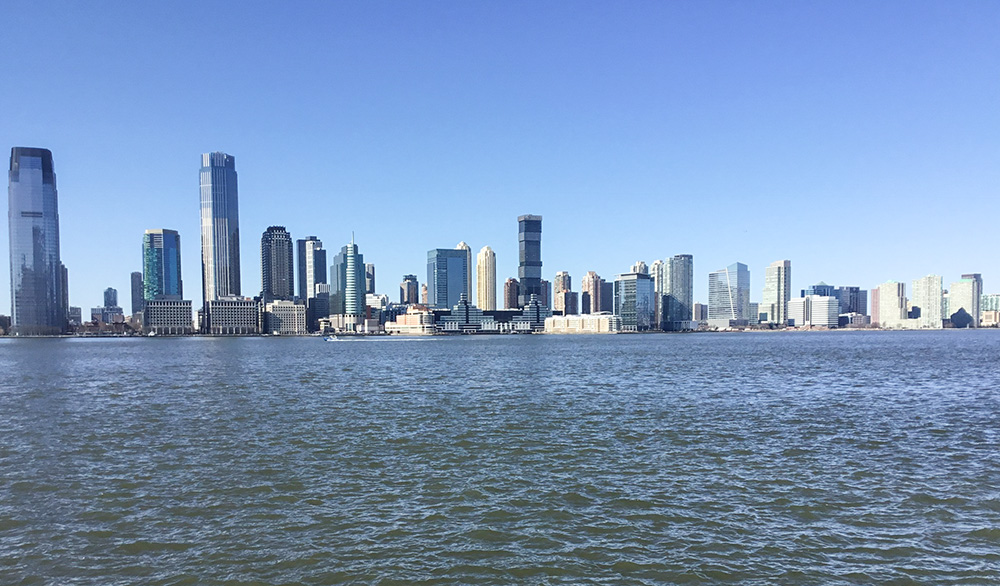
[323,335,339,341]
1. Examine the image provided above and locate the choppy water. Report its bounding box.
[1,331,999,585]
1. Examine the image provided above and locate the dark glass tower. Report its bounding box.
[143,229,183,300]
[517,214,542,308]
[331,238,365,315]
[297,236,327,301]
[130,271,145,315]
[261,226,294,301]
[199,152,240,304]
[427,248,468,309]
[8,147,68,334]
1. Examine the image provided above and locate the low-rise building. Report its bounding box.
[207,297,260,335]
[144,299,194,335]
[544,313,621,334]
[264,300,307,335]
[385,306,436,335]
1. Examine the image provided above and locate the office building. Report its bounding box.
[949,274,982,327]
[68,307,81,326]
[455,242,472,302]
[143,229,183,302]
[708,262,750,327]
[476,246,496,310]
[835,286,867,316]
[427,248,469,309]
[260,226,293,301]
[911,275,943,329]
[104,287,118,308]
[503,278,519,310]
[664,254,694,330]
[600,280,614,313]
[788,295,839,328]
[297,236,327,301]
[264,300,307,335]
[762,260,791,325]
[207,297,259,335]
[580,271,602,315]
[517,215,542,307]
[553,271,571,314]
[199,152,241,303]
[130,272,144,315]
[693,303,708,322]
[400,274,419,304]
[801,282,836,298]
[873,281,907,327]
[332,237,366,319]
[544,313,622,334]
[8,147,69,334]
[143,299,194,335]
[364,263,376,295]
[614,272,655,331]
[512,294,552,332]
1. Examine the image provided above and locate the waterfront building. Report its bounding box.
[331,238,366,326]
[400,275,419,304]
[982,293,1000,312]
[456,242,472,302]
[517,215,542,308]
[949,274,982,327]
[503,278,519,309]
[297,237,327,301]
[91,287,125,324]
[788,295,839,327]
[693,303,708,322]
[707,263,750,328]
[68,306,81,327]
[762,260,791,325]
[260,226,294,302]
[427,248,469,309]
[8,147,69,334]
[555,291,579,316]
[130,272,144,315]
[206,297,259,335]
[912,275,944,329]
[439,294,486,332]
[873,281,907,327]
[309,283,331,332]
[540,279,551,309]
[143,299,194,335]
[143,229,183,302]
[788,297,807,327]
[664,254,694,331]
[476,246,496,310]
[199,152,241,303]
[600,280,614,313]
[385,306,436,335]
[835,286,867,316]
[748,302,760,325]
[264,300,307,335]
[512,294,551,332]
[580,271,602,315]
[365,263,376,295]
[544,313,622,334]
[614,272,655,331]
[553,271,571,314]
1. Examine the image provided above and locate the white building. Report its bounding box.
[911,275,943,329]
[476,246,496,311]
[761,260,791,325]
[788,295,838,327]
[385,306,436,335]
[949,274,982,327]
[544,313,621,334]
[143,299,194,335]
[207,297,260,335]
[264,300,307,335]
[873,281,907,328]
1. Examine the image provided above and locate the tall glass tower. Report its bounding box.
[517,214,542,308]
[260,226,293,301]
[331,238,365,316]
[8,147,68,334]
[143,229,183,300]
[665,254,694,329]
[200,152,240,304]
[427,248,468,309]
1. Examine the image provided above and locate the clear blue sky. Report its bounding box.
[3,2,998,312]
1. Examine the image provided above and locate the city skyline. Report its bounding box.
[2,4,999,312]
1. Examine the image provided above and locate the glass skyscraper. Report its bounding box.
[8,147,68,334]
[143,229,183,300]
[665,254,694,329]
[517,215,542,308]
[614,272,655,331]
[260,226,294,301]
[427,248,469,309]
[331,238,365,316]
[200,152,241,304]
[708,262,750,323]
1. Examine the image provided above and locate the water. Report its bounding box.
[1,331,999,585]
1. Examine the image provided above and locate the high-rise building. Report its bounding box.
[8,147,69,334]
[517,215,542,308]
[476,246,496,311]
[456,242,472,302]
[427,248,469,309]
[553,271,571,314]
[912,275,943,329]
[762,260,792,325]
[835,286,867,315]
[331,237,365,317]
[664,254,694,330]
[540,279,551,309]
[650,260,665,328]
[873,281,906,327]
[580,271,602,314]
[949,274,982,327]
[400,275,419,304]
[708,263,750,325]
[631,261,648,275]
[297,237,327,301]
[130,271,144,315]
[365,263,376,295]
[614,272,655,331]
[504,278,519,310]
[420,284,428,305]
[600,280,614,313]
[104,287,118,308]
[199,152,241,304]
[143,229,183,301]
[260,226,294,302]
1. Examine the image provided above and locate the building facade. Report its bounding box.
[912,275,943,328]
[476,246,496,311]
[517,215,542,308]
[762,260,791,325]
[199,152,241,303]
[580,271,602,315]
[8,147,69,334]
[143,228,183,302]
[260,226,294,301]
[207,297,259,335]
[264,300,307,335]
[949,274,982,327]
[873,281,907,327]
[143,299,194,335]
[400,274,419,304]
[297,236,327,301]
[455,242,472,302]
[427,248,468,309]
[708,262,750,327]
[664,254,694,329]
[614,272,655,331]
[130,271,144,315]
[503,278,519,310]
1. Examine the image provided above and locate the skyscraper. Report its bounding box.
[199,152,241,304]
[104,287,118,308]
[614,272,655,330]
[873,281,906,327]
[912,275,943,328]
[650,260,665,328]
[664,254,694,328]
[8,147,68,335]
[553,271,571,314]
[427,248,469,309]
[708,262,750,325]
[456,242,472,302]
[260,226,294,301]
[476,246,496,310]
[762,260,792,325]
[400,275,419,304]
[517,215,542,308]
[331,237,365,316]
[365,263,376,295]
[130,271,144,315]
[297,236,327,301]
[949,274,982,327]
[581,271,602,314]
[504,278,519,310]
[143,229,183,300]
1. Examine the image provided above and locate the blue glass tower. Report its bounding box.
[8,147,68,334]
[200,152,240,304]
[143,229,183,300]
[427,248,469,309]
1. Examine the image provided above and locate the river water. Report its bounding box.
[1,331,999,584]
